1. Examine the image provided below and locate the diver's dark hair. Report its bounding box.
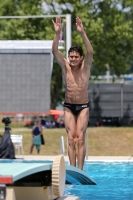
[68,45,83,56]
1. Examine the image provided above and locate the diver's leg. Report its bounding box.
[64,107,77,167]
[76,108,89,170]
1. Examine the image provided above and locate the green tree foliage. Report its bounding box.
[92,0,133,76]
[0,0,54,40]
[46,0,133,77]
[51,61,65,109]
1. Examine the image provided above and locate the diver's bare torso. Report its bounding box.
[62,59,90,104]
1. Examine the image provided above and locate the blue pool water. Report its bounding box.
[64,161,133,200]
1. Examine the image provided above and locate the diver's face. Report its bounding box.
[68,51,83,67]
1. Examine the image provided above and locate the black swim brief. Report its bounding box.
[64,102,89,116]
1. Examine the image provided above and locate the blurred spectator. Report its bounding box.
[51,121,56,128]
[45,121,51,128]
[30,117,42,154]
[95,119,102,127]
[41,118,46,126]
[60,119,65,128]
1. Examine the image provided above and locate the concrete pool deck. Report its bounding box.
[22,155,133,162]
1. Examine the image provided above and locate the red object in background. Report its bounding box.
[54,114,59,121]
[25,121,31,126]
[50,110,64,115]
